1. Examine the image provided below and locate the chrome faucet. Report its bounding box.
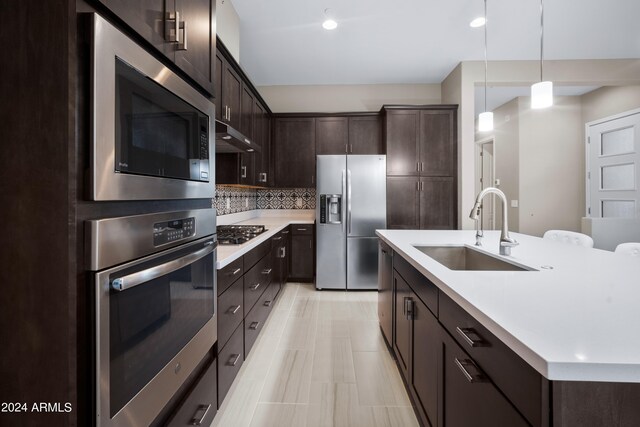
[469,187,518,256]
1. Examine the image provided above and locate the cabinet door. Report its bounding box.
[419,177,456,230]
[239,153,254,186]
[393,271,411,381]
[411,295,439,427]
[419,110,455,176]
[222,63,242,128]
[290,235,313,280]
[240,85,254,141]
[282,231,291,283]
[96,0,173,58]
[378,241,393,346]
[316,117,348,155]
[441,331,529,427]
[253,101,270,185]
[349,116,382,154]
[385,110,420,176]
[387,177,419,229]
[174,0,214,95]
[214,52,223,120]
[274,118,316,188]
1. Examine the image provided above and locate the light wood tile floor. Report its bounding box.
[212,283,418,427]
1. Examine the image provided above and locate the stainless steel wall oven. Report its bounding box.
[86,209,217,427]
[91,14,215,200]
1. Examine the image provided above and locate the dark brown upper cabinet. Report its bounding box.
[214,53,223,120]
[220,56,242,129]
[254,101,271,185]
[384,110,420,176]
[419,109,455,176]
[274,118,316,188]
[96,0,216,95]
[387,176,420,229]
[349,115,382,154]
[240,85,254,141]
[316,117,349,155]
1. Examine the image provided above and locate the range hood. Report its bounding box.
[215,120,260,153]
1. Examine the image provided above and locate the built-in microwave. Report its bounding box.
[91,14,215,200]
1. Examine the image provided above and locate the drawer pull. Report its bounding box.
[282,230,290,234]
[454,358,486,383]
[227,353,241,367]
[264,300,273,307]
[228,268,241,276]
[297,228,307,231]
[456,327,484,347]
[228,305,241,315]
[249,321,260,330]
[262,268,272,275]
[250,283,261,291]
[190,403,212,426]
[272,236,282,241]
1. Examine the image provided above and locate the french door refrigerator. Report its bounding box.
[316,155,386,290]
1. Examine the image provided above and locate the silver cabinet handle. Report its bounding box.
[111,241,215,291]
[272,236,282,241]
[177,19,187,50]
[405,298,413,320]
[228,107,232,121]
[454,358,486,383]
[228,268,241,276]
[297,228,307,231]
[282,230,290,234]
[165,11,180,42]
[262,268,272,275]
[241,166,247,178]
[227,305,241,315]
[264,300,273,307]
[416,162,420,172]
[190,403,212,426]
[250,283,261,291]
[249,321,260,330]
[227,354,241,366]
[456,327,484,347]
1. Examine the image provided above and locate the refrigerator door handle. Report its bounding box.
[347,169,352,235]
[342,169,347,233]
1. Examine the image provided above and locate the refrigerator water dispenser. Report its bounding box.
[320,194,342,224]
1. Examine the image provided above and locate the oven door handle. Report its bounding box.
[111,241,216,292]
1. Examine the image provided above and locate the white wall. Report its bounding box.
[581,85,640,124]
[216,0,240,62]
[256,84,442,113]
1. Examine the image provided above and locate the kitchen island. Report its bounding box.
[376,229,640,427]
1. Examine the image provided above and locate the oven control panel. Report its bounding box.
[153,217,196,246]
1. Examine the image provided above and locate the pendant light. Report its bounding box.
[531,0,553,109]
[478,0,493,132]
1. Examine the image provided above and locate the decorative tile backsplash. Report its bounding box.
[213,186,257,215]
[214,186,316,215]
[257,188,316,210]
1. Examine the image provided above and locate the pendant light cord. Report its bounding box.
[540,0,544,82]
[484,0,488,113]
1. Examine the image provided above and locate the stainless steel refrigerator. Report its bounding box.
[316,155,386,290]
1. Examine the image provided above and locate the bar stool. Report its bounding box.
[542,230,594,248]
[614,243,640,258]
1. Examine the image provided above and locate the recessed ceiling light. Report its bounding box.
[322,19,338,30]
[469,17,486,28]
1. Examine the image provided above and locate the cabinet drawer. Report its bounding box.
[217,277,244,350]
[167,357,217,427]
[244,255,271,314]
[291,224,313,235]
[244,291,271,357]
[217,257,244,296]
[244,239,271,270]
[439,292,546,427]
[393,254,438,317]
[217,323,244,407]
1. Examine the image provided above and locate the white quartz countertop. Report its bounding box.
[216,210,314,269]
[376,229,640,383]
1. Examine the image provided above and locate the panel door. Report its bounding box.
[393,271,411,381]
[253,101,269,185]
[291,235,313,280]
[239,153,254,186]
[317,117,349,155]
[385,110,420,176]
[348,116,382,154]
[387,177,419,229]
[274,118,316,188]
[419,109,455,176]
[214,52,223,120]
[441,331,529,427]
[222,63,242,129]
[411,294,439,427]
[378,241,393,345]
[420,177,456,230]
[347,155,387,237]
[240,85,254,141]
[174,0,215,95]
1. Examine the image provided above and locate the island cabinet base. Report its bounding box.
[552,381,640,427]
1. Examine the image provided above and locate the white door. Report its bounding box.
[587,111,640,219]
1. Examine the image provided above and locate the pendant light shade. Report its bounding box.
[477,0,493,132]
[478,112,494,132]
[531,81,553,109]
[531,0,553,109]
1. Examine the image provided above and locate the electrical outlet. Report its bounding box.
[226,198,230,209]
[245,198,249,207]
[296,199,303,208]
[511,200,519,208]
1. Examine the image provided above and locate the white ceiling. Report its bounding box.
[473,85,600,115]
[230,0,640,86]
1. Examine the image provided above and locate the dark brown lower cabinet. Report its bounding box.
[387,177,419,229]
[167,356,217,427]
[440,329,528,427]
[378,240,393,346]
[290,225,314,281]
[419,177,455,230]
[217,323,244,406]
[393,272,411,380]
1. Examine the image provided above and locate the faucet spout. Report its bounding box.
[469,187,518,256]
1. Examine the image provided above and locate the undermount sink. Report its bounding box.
[414,245,535,271]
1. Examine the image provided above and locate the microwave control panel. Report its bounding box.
[153,217,196,246]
